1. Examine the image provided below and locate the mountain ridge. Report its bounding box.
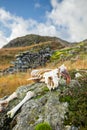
[3,34,70,48]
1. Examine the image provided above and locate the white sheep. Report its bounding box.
[0,92,17,112]
[7,91,34,118]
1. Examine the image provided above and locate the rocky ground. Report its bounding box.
[0,78,82,130]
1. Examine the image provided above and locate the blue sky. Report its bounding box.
[0,0,87,48]
[0,0,52,22]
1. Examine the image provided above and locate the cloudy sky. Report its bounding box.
[0,0,87,48]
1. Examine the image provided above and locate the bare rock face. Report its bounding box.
[0,80,80,130]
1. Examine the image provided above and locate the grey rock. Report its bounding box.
[1,48,53,75]
[0,80,80,130]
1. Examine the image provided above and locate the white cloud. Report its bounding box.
[0,8,38,48]
[0,31,8,47]
[0,8,57,48]
[47,0,87,41]
[0,0,87,48]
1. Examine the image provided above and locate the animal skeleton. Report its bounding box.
[27,64,71,90]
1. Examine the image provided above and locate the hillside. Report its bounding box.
[0,35,87,130]
[3,34,69,48]
[0,35,87,97]
[0,35,87,72]
[0,34,70,70]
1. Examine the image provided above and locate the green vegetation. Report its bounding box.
[35,122,52,130]
[34,86,49,99]
[59,72,87,129]
[51,41,87,62]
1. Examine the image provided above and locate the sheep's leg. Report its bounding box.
[0,92,18,112]
[0,92,17,104]
[5,92,18,103]
[7,91,34,118]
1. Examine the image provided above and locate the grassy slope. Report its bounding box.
[0,40,66,70]
[49,42,87,70]
[0,41,87,98]
[0,40,87,129]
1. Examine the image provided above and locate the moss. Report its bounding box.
[34,86,49,99]
[42,86,49,92]
[59,73,87,129]
[34,95,43,99]
[34,122,52,130]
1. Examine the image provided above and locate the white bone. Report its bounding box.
[0,92,17,106]
[27,69,52,82]
[5,92,17,102]
[58,64,67,74]
[75,72,82,78]
[27,77,41,81]
[43,69,60,90]
[0,92,18,112]
[7,91,34,118]
[31,69,52,77]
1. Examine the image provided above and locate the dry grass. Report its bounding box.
[0,71,34,98]
[46,59,87,70]
[65,59,87,70]
[0,59,87,98]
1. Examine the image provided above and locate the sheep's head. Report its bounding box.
[59,64,71,84]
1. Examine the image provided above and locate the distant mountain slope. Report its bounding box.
[3,34,69,48]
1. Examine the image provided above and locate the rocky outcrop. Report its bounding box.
[0,79,80,130]
[13,48,53,70]
[1,48,53,75]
